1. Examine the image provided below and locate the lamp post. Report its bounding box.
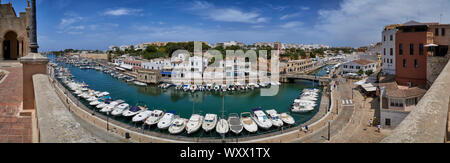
[29,0,39,53]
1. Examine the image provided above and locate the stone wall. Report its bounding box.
[427,55,450,87]
[382,59,450,143]
[380,109,409,128]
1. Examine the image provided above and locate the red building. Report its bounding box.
[395,21,431,87]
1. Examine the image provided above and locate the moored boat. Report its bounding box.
[228,113,243,134]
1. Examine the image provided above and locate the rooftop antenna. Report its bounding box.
[440,13,443,24]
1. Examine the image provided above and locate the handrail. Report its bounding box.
[381,59,450,143]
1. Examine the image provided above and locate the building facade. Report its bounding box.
[136,69,161,84]
[381,25,400,75]
[341,59,377,75]
[395,21,431,87]
[0,2,31,60]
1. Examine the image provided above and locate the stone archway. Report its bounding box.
[3,31,19,60]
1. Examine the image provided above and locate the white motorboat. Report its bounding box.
[265,109,284,127]
[89,100,102,106]
[215,118,229,134]
[300,96,318,101]
[132,110,153,122]
[168,117,187,135]
[291,102,315,113]
[202,114,218,132]
[100,100,124,113]
[122,106,146,117]
[111,103,130,116]
[186,114,204,134]
[134,81,147,86]
[96,99,113,109]
[228,113,243,134]
[294,99,317,107]
[87,96,98,102]
[157,111,176,129]
[144,110,164,126]
[280,113,295,125]
[241,112,258,133]
[74,89,83,95]
[251,108,272,130]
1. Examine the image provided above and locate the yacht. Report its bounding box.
[186,114,204,134]
[251,108,273,130]
[202,114,218,132]
[294,99,317,107]
[216,118,229,134]
[134,81,147,86]
[280,113,295,125]
[144,110,164,126]
[291,102,315,113]
[86,96,98,102]
[241,112,258,133]
[122,106,146,117]
[132,110,153,122]
[265,110,284,127]
[100,100,124,113]
[96,99,113,109]
[111,103,129,116]
[168,117,187,135]
[228,113,243,134]
[157,111,176,129]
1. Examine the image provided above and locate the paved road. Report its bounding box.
[291,106,354,143]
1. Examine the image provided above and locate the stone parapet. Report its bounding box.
[382,59,450,143]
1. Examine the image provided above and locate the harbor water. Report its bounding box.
[49,55,323,138]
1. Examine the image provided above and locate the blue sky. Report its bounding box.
[6,0,450,51]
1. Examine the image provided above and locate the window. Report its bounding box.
[414,59,418,68]
[390,99,404,107]
[390,48,393,56]
[383,36,386,42]
[435,28,439,36]
[356,66,360,69]
[410,44,414,55]
[442,28,446,36]
[419,43,424,55]
[384,48,386,55]
[390,35,393,41]
[399,44,403,55]
[385,119,391,126]
[403,59,406,68]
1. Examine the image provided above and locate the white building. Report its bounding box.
[119,45,131,51]
[341,59,378,75]
[141,59,171,71]
[381,25,399,75]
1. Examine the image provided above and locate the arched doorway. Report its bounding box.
[3,31,19,60]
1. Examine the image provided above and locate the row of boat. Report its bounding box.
[291,88,320,113]
[64,79,296,135]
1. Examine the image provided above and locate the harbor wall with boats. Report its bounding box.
[46,63,339,143]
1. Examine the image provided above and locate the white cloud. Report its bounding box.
[300,6,310,11]
[311,0,450,46]
[104,8,143,16]
[59,17,83,28]
[281,21,303,29]
[189,1,269,24]
[280,13,301,20]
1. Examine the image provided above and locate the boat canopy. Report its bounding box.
[130,106,141,112]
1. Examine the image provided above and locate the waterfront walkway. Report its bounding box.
[34,74,127,143]
[0,61,32,143]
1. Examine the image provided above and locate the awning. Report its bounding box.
[354,79,367,86]
[425,44,438,47]
[162,71,173,75]
[361,83,377,92]
[120,64,133,70]
[115,67,126,71]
